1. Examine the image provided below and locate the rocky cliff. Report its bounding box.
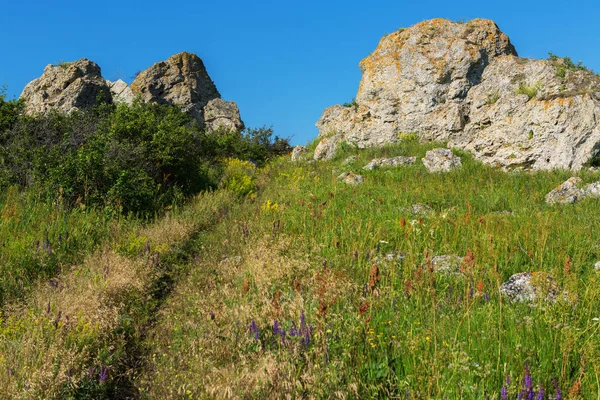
[20,59,112,115]
[130,52,244,132]
[20,52,244,133]
[316,18,600,170]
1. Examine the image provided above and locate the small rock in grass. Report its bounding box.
[421,148,462,172]
[595,261,600,272]
[545,177,586,204]
[363,156,416,170]
[500,272,561,302]
[291,146,307,161]
[425,255,463,275]
[411,203,435,216]
[314,137,340,160]
[337,171,364,185]
[342,155,358,165]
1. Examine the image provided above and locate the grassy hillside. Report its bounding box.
[2,138,600,398]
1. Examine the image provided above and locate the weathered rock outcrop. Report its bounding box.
[131,52,244,132]
[106,79,134,105]
[316,18,600,170]
[20,59,112,115]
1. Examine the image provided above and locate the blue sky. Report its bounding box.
[2,0,600,145]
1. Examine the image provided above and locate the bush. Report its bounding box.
[0,101,290,216]
[219,158,257,197]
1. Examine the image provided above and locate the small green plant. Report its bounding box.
[548,52,593,78]
[342,98,359,111]
[528,130,534,140]
[485,90,500,105]
[515,81,540,100]
[398,132,418,142]
[55,60,72,69]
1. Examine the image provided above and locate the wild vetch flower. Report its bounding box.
[210,311,215,320]
[290,322,298,337]
[484,293,490,302]
[537,386,544,400]
[300,312,307,333]
[273,320,280,336]
[249,320,259,340]
[88,367,96,378]
[99,365,108,382]
[501,386,508,400]
[303,332,310,347]
[553,379,562,400]
[281,329,286,345]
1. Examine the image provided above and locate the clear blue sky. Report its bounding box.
[2,0,600,145]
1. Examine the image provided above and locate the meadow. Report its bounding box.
[2,137,600,399]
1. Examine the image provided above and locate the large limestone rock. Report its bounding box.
[130,52,244,132]
[316,18,600,170]
[20,59,112,115]
[106,79,134,105]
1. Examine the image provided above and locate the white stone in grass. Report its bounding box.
[595,261,600,272]
[500,272,560,303]
[426,255,463,275]
[421,148,462,172]
[291,146,307,162]
[362,156,417,170]
[545,177,586,204]
[337,171,364,185]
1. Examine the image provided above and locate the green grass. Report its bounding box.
[131,142,600,398]
[0,186,134,305]
[3,141,600,398]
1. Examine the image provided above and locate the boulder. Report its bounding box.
[363,156,416,170]
[316,18,600,171]
[500,272,559,302]
[410,203,435,216]
[314,136,341,160]
[291,146,307,161]
[422,148,462,172]
[20,59,112,115]
[545,177,600,204]
[545,177,586,204]
[337,172,364,185]
[130,52,244,132]
[106,79,134,105]
[428,255,463,275]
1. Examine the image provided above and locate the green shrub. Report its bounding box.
[0,101,290,216]
[548,52,594,78]
[219,158,257,197]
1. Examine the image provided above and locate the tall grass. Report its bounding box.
[137,141,600,398]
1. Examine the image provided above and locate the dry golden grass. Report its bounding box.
[0,191,233,398]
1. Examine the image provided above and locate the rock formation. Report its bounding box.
[421,148,462,172]
[316,18,600,170]
[20,52,244,133]
[106,79,134,105]
[20,59,112,115]
[131,52,244,132]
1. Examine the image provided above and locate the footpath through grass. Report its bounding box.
[135,141,600,399]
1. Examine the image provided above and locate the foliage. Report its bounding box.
[548,52,594,78]
[219,158,257,197]
[485,90,500,105]
[0,87,23,133]
[0,101,290,216]
[342,97,359,110]
[515,81,540,100]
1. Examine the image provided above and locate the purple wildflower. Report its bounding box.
[501,386,508,400]
[300,312,307,334]
[484,293,490,302]
[281,329,286,345]
[537,386,544,400]
[210,311,215,320]
[303,331,310,347]
[99,365,108,382]
[290,322,298,337]
[553,379,562,400]
[249,320,259,340]
[273,320,280,336]
[88,367,96,378]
